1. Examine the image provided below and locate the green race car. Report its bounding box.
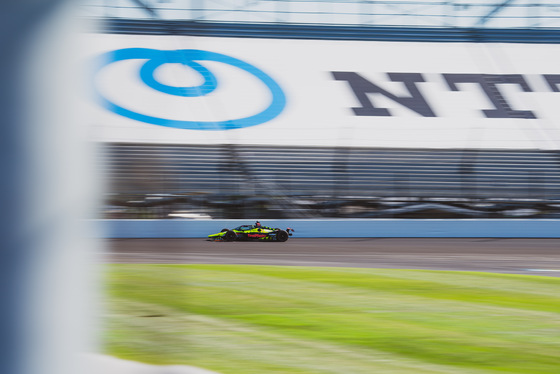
[208,221,294,242]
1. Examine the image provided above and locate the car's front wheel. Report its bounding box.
[276,230,289,242]
[223,230,237,242]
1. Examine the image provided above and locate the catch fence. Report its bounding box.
[104,143,560,219]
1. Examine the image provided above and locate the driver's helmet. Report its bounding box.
[255,221,261,227]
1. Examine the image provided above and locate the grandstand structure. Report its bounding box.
[86,1,560,219]
[83,1,560,29]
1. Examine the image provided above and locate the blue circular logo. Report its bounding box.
[93,48,286,130]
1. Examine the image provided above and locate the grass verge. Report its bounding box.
[103,264,560,373]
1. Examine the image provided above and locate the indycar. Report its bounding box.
[208,222,294,242]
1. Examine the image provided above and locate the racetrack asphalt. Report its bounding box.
[105,238,560,277]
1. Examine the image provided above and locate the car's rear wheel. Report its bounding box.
[276,230,289,242]
[223,230,237,242]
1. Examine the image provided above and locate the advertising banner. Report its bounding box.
[88,34,560,149]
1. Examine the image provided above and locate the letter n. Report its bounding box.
[331,72,436,117]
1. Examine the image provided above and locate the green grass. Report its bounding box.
[103,264,560,373]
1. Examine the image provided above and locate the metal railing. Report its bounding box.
[81,1,560,29]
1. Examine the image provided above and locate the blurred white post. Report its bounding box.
[0,2,100,374]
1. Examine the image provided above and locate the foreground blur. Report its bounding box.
[0,2,99,374]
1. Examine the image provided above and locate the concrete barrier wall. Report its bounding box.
[100,219,560,238]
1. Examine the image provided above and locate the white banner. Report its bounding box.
[87,33,560,149]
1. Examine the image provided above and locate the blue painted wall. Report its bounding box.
[100,219,560,238]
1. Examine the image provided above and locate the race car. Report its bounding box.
[208,222,294,242]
